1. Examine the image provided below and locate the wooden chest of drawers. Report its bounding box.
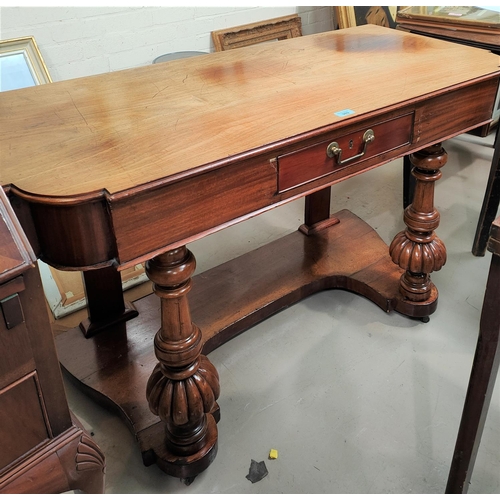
[0,188,105,494]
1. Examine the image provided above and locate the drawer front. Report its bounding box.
[0,296,34,386]
[0,373,50,471]
[277,113,413,192]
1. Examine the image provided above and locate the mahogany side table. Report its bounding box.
[1,25,499,482]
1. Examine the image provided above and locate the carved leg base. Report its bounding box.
[56,209,445,481]
[150,413,218,480]
[394,283,438,319]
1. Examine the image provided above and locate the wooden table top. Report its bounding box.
[1,24,499,198]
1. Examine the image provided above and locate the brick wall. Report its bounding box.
[0,6,334,81]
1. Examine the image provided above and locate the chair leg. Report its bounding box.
[446,253,500,493]
[472,126,500,257]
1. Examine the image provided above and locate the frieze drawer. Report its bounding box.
[277,113,414,192]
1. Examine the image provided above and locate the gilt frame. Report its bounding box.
[335,7,400,30]
[212,14,302,52]
[0,36,52,91]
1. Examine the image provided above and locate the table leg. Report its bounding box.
[403,154,415,209]
[446,252,500,493]
[390,144,447,317]
[472,126,500,257]
[144,247,220,481]
[300,187,339,235]
[305,187,331,226]
[79,266,138,338]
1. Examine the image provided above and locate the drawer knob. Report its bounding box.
[327,129,375,165]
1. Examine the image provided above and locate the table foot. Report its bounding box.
[394,284,438,319]
[140,414,218,480]
[79,301,138,338]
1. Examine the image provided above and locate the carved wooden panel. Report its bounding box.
[212,14,302,51]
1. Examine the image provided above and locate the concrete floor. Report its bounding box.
[60,131,499,494]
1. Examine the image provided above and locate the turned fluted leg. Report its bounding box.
[145,247,220,481]
[390,144,447,316]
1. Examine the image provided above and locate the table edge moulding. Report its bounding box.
[1,25,499,483]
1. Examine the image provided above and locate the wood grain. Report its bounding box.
[1,25,499,198]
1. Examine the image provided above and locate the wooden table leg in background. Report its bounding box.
[300,187,340,235]
[390,143,448,320]
[80,266,138,338]
[403,154,415,209]
[446,223,500,493]
[472,126,500,257]
[144,247,220,482]
[304,187,331,227]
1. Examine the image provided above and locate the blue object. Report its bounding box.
[334,109,355,117]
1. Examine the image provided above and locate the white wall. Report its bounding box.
[0,6,334,82]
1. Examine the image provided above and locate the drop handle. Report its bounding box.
[326,129,375,165]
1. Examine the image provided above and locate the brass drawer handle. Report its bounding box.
[327,129,375,165]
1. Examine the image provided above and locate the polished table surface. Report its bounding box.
[1,24,498,198]
[1,24,499,482]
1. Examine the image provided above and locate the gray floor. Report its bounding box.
[62,131,500,494]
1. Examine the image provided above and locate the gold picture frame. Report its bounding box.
[0,36,52,90]
[335,7,401,30]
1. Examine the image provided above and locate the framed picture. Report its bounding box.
[212,14,302,52]
[38,261,148,319]
[335,7,401,30]
[0,36,52,91]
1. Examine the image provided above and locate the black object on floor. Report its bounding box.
[246,459,269,483]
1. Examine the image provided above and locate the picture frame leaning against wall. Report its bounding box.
[335,7,403,29]
[0,36,52,91]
